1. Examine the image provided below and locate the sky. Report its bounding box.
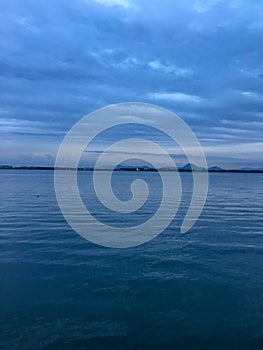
[0,0,263,168]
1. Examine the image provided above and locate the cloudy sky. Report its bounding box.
[1,0,263,168]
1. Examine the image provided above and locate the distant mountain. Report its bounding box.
[179,163,205,171]
[208,166,225,171]
[0,164,262,172]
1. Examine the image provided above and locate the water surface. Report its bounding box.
[1,170,263,349]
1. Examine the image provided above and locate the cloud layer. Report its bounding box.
[1,0,263,167]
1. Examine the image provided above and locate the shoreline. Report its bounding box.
[1,167,263,173]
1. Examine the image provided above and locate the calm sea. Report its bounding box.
[1,170,263,349]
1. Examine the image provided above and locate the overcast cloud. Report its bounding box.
[0,0,263,167]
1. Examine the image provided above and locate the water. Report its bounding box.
[1,170,263,349]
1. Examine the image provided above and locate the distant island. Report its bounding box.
[1,163,263,173]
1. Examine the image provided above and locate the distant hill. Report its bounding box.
[0,164,262,172]
[241,167,254,171]
[179,163,205,171]
[115,164,154,171]
[241,167,263,171]
[208,166,225,171]
[0,165,13,169]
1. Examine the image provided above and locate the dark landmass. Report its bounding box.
[1,163,263,173]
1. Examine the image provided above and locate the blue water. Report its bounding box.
[1,170,263,349]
